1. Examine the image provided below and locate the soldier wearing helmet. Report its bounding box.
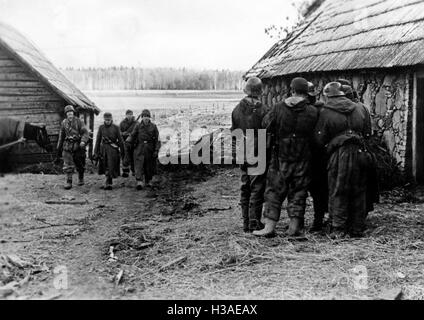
[127,109,160,190]
[120,110,138,178]
[314,82,372,238]
[254,77,318,238]
[337,79,378,217]
[231,76,268,233]
[56,105,90,190]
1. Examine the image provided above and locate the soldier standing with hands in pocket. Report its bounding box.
[94,113,125,190]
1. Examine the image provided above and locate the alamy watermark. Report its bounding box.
[158,120,268,176]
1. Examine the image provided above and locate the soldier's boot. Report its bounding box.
[329,227,347,240]
[310,216,324,233]
[287,218,304,237]
[64,173,73,190]
[104,177,113,191]
[145,179,153,188]
[122,168,130,178]
[253,218,277,238]
[241,206,249,233]
[77,171,85,186]
[136,181,145,191]
[255,206,265,230]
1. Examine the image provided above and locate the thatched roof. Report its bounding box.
[245,0,424,79]
[0,22,100,114]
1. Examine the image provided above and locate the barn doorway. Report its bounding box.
[415,75,424,183]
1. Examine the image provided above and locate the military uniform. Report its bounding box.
[128,120,160,186]
[337,80,379,216]
[309,100,329,230]
[315,94,372,237]
[120,117,138,176]
[94,122,125,187]
[231,96,268,232]
[57,117,89,178]
[262,96,318,225]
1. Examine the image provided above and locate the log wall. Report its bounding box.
[0,46,66,167]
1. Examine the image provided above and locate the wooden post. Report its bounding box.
[89,112,94,158]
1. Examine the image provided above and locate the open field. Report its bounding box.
[1,167,424,300]
[87,90,243,133]
[86,90,242,157]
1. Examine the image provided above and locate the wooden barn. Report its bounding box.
[0,22,100,167]
[245,0,424,183]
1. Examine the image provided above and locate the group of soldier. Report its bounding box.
[55,106,160,191]
[232,76,377,239]
[55,76,375,239]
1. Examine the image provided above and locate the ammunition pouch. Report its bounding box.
[63,136,81,153]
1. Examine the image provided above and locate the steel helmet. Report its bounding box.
[323,82,346,97]
[64,105,76,114]
[141,109,152,118]
[244,77,263,97]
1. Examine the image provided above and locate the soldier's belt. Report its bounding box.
[65,136,80,142]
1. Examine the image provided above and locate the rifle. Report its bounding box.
[102,136,119,149]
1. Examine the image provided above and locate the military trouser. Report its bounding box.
[122,142,135,174]
[309,159,329,223]
[63,149,86,174]
[263,155,310,222]
[328,143,368,234]
[134,142,155,183]
[240,164,267,225]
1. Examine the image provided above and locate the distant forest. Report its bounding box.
[62,67,245,91]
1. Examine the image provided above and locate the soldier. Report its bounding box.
[315,82,372,238]
[94,113,125,190]
[128,109,160,190]
[120,110,138,178]
[254,77,318,238]
[56,105,89,190]
[337,79,379,215]
[307,82,329,232]
[231,77,268,233]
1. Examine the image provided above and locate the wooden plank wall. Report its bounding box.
[0,46,65,166]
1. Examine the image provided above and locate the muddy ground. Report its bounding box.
[1,167,424,300]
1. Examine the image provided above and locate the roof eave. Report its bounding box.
[0,38,100,115]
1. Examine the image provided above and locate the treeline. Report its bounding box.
[61,67,245,91]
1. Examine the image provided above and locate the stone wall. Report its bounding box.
[260,70,412,170]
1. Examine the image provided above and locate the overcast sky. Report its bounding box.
[0,0,299,70]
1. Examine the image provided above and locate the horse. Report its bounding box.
[0,118,53,171]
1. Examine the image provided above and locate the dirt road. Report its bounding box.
[1,168,424,300]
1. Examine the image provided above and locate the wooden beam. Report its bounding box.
[0,80,44,88]
[0,73,36,81]
[0,87,55,96]
[413,72,418,180]
[0,59,19,67]
[0,67,26,73]
[89,113,94,158]
[0,95,63,102]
